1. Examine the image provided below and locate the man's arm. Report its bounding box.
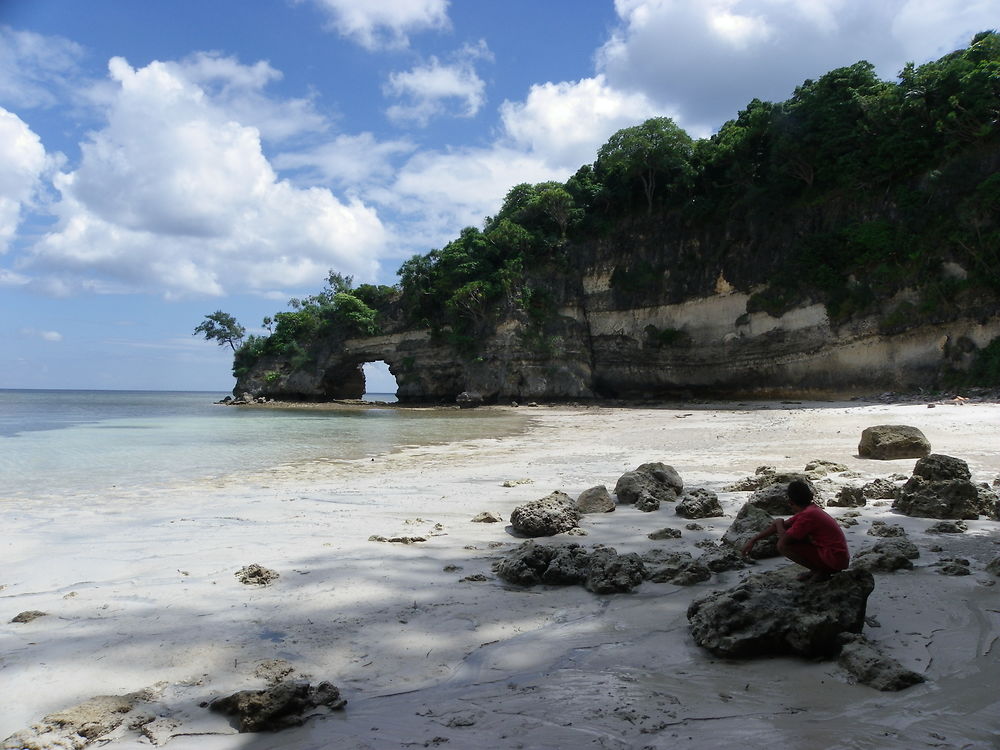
[741,518,786,556]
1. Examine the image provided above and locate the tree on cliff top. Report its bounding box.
[194,311,245,352]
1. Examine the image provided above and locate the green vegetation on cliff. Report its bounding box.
[218,32,1000,379]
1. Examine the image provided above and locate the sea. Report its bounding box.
[0,389,527,501]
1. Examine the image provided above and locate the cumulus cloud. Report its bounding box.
[273,132,416,189]
[0,25,85,108]
[598,0,1000,135]
[20,327,62,342]
[0,108,47,253]
[385,40,492,125]
[22,56,387,297]
[308,0,450,50]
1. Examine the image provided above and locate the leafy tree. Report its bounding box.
[596,117,694,214]
[194,311,245,351]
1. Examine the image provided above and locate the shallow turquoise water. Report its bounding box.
[0,389,526,500]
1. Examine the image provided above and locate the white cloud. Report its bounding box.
[22,56,388,297]
[0,26,85,108]
[598,0,1000,134]
[273,132,416,189]
[308,0,450,50]
[385,41,492,125]
[499,74,661,170]
[0,108,47,253]
[20,327,63,342]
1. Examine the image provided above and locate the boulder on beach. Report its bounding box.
[614,462,683,506]
[510,491,582,536]
[747,474,822,513]
[675,487,723,518]
[641,549,712,586]
[721,502,779,558]
[850,538,919,573]
[838,634,925,691]
[575,485,615,513]
[209,680,346,732]
[686,567,875,658]
[858,425,931,460]
[492,540,645,593]
[829,485,866,508]
[893,454,995,520]
[861,477,897,500]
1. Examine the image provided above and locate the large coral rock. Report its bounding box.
[850,538,919,573]
[510,491,582,536]
[687,568,875,658]
[585,547,646,593]
[575,485,615,513]
[209,681,345,732]
[747,474,822,513]
[893,454,993,520]
[858,425,931,460]
[492,541,645,593]
[675,488,723,519]
[721,503,778,559]
[641,549,712,586]
[614,462,683,505]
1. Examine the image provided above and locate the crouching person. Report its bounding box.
[741,479,850,582]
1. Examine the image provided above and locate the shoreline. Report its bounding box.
[3,400,999,748]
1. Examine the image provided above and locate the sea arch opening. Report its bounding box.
[361,360,398,402]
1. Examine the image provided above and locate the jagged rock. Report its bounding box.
[697,546,747,573]
[893,455,992,520]
[721,503,779,559]
[675,488,723,518]
[510,491,582,537]
[838,634,925,691]
[926,520,967,533]
[747,475,821,513]
[862,478,897,499]
[634,491,660,512]
[858,425,931,459]
[986,556,1000,576]
[934,558,971,576]
[641,550,712,585]
[614,462,683,506]
[456,391,485,408]
[585,548,646,593]
[492,541,645,593]
[209,680,345,732]
[471,511,503,523]
[236,564,279,586]
[687,568,875,658]
[686,522,704,531]
[977,483,1000,519]
[369,535,427,543]
[647,527,681,540]
[830,485,866,508]
[851,538,919,573]
[575,485,615,513]
[804,459,848,477]
[867,521,907,537]
[2,689,156,750]
[724,465,777,492]
[10,610,47,623]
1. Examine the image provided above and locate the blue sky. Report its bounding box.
[1,0,997,393]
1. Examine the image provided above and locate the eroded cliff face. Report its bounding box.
[235,209,999,403]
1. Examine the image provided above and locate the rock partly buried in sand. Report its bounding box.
[648,527,682,540]
[2,689,156,750]
[893,454,995,520]
[575,485,615,513]
[804,459,849,478]
[867,520,907,537]
[724,465,777,492]
[986,556,1000,576]
[492,541,646,593]
[614,462,683,507]
[862,477,898,500]
[209,680,345,732]
[748,474,822,513]
[829,485,867,508]
[837,634,925,691]
[369,535,427,544]
[926,520,967,533]
[510,491,582,537]
[236,564,280,585]
[675,487,723,519]
[10,610,47,623]
[687,567,875,659]
[721,503,779,559]
[851,538,919,573]
[641,550,712,586]
[471,511,503,523]
[858,425,931,460]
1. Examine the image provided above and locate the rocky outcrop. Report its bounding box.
[675,488,723,518]
[510,491,582,536]
[492,541,646,593]
[858,425,931,460]
[893,454,996,520]
[613,462,683,510]
[686,567,875,658]
[209,681,346,732]
[722,503,779,558]
[851,537,919,573]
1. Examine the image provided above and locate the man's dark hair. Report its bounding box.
[787,479,814,507]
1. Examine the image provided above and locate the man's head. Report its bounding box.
[787,479,814,510]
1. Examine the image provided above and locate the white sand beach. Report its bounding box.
[3,399,999,749]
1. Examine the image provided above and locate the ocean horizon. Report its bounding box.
[0,388,526,502]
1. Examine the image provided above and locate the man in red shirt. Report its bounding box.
[741,479,850,582]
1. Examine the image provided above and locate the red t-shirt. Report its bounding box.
[784,503,850,569]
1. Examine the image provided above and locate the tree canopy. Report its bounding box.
[193,311,245,351]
